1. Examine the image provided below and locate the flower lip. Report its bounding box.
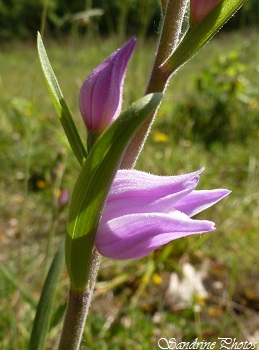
[79,37,137,134]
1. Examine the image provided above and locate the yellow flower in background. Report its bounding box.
[152,273,162,285]
[54,189,62,198]
[153,130,169,143]
[36,179,46,189]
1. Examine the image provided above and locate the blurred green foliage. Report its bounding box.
[0,0,258,40]
[163,51,259,147]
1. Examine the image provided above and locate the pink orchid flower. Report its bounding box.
[95,168,230,260]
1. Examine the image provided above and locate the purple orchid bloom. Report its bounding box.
[79,37,136,134]
[95,168,230,260]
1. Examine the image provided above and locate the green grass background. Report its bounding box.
[0,30,259,349]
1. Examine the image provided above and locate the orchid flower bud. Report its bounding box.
[190,0,222,26]
[79,37,136,135]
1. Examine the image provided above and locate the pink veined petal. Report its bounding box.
[96,211,215,260]
[102,168,204,222]
[174,189,231,217]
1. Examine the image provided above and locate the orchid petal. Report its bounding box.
[102,168,204,222]
[96,211,215,260]
[174,189,231,217]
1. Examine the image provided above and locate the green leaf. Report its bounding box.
[37,33,87,166]
[66,93,163,293]
[161,0,247,75]
[29,241,65,350]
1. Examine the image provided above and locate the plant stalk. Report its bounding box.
[120,0,188,169]
[58,249,101,350]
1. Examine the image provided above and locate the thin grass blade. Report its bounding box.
[28,240,65,350]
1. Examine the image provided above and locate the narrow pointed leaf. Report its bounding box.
[29,241,65,350]
[66,93,163,293]
[37,33,87,165]
[161,0,246,75]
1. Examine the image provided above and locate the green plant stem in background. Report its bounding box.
[40,0,49,37]
[120,0,188,169]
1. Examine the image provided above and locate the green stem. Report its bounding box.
[146,0,189,92]
[58,289,89,350]
[58,249,101,350]
[40,0,49,37]
[120,0,188,169]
